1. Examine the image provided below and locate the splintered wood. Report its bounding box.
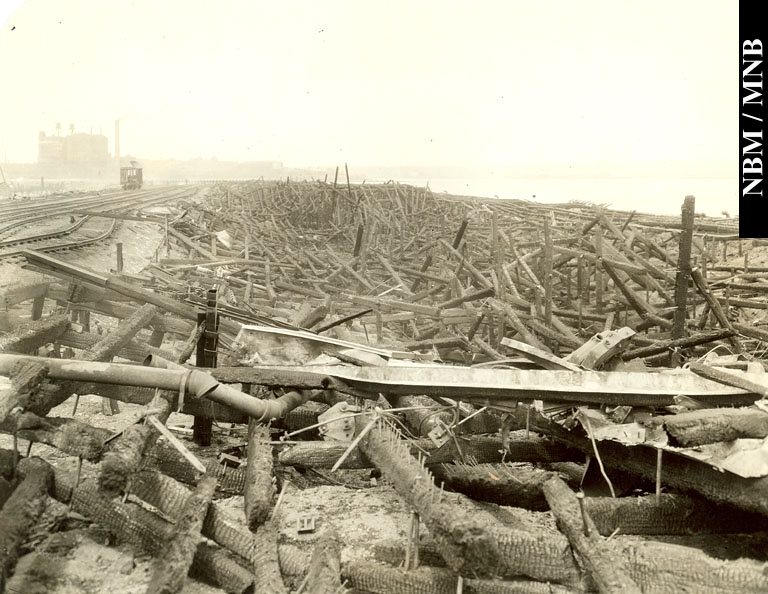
[2,180,767,594]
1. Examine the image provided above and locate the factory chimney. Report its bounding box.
[114,119,120,167]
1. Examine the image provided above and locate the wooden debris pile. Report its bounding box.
[1,179,768,594]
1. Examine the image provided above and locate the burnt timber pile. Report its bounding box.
[1,179,767,594]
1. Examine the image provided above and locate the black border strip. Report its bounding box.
[739,4,766,237]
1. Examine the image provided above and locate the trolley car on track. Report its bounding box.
[120,163,143,190]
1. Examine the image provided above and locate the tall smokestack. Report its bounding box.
[114,119,120,167]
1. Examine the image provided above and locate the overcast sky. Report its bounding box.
[0,0,737,173]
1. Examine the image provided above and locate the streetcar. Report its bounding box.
[120,164,143,190]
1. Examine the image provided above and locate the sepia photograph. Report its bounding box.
[1,1,766,593]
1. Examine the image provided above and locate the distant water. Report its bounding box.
[376,177,738,219]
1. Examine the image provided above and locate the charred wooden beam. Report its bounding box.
[688,361,768,398]
[0,360,48,424]
[691,267,744,353]
[145,476,218,594]
[249,520,288,593]
[663,407,768,447]
[4,414,110,460]
[582,492,768,536]
[343,560,576,594]
[404,336,468,352]
[620,328,736,361]
[359,418,582,585]
[600,259,671,329]
[0,457,53,591]
[506,405,768,518]
[81,303,159,362]
[49,472,253,594]
[66,299,193,336]
[734,322,768,344]
[131,469,281,590]
[98,334,202,496]
[543,476,642,594]
[431,462,557,510]
[0,314,69,354]
[278,432,581,470]
[302,529,343,594]
[141,441,247,496]
[22,249,242,337]
[244,420,274,530]
[0,280,50,309]
[56,328,178,363]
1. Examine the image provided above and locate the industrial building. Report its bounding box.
[38,129,109,167]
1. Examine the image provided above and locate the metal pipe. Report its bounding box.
[0,354,306,421]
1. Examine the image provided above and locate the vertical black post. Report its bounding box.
[671,195,695,366]
[116,242,124,273]
[193,287,219,446]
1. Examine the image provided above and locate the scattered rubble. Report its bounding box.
[1,180,767,593]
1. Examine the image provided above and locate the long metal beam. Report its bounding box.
[209,363,762,407]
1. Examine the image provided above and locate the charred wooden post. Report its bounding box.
[543,476,642,594]
[142,442,247,495]
[594,223,604,314]
[56,327,178,363]
[145,475,218,594]
[190,543,255,594]
[116,241,124,272]
[295,302,329,330]
[302,529,343,594]
[83,303,158,363]
[99,422,157,496]
[244,420,275,530]
[0,457,53,591]
[193,288,219,446]
[489,298,547,351]
[30,294,45,321]
[543,215,554,332]
[671,196,696,363]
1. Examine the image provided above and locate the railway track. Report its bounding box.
[0,186,191,238]
[0,185,198,262]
